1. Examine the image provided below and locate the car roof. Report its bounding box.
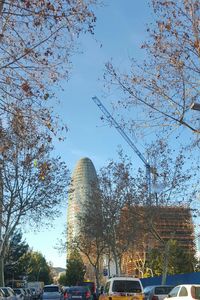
[108,277,141,281]
[44,285,59,287]
[144,285,174,288]
[178,284,200,287]
[68,286,89,289]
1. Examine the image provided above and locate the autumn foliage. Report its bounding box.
[0,0,96,115]
[105,0,200,147]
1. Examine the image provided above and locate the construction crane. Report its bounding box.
[92,96,153,204]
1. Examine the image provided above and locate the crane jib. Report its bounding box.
[92,96,154,203]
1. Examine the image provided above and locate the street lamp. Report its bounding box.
[190,102,200,111]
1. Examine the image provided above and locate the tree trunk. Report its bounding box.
[0,256,4,286]
[108,258,111,277]
[119,256,122,275]
[113,251,119,275]
[0,1,4,15]
[95,265,100,298]
[0,164,4,286]
[161,242,169,285]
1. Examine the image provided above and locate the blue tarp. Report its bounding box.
[140,272,200,287]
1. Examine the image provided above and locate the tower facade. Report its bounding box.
[67,157,98,258]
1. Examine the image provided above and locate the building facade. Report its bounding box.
[121,205,195,276]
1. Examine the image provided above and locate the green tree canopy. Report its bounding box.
[4,230,29,283]
[18,250,53,284]
[66,251,86,286]
[147,239,196,276]
[58,273,67,286]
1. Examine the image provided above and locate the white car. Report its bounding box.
[164,284,200,300]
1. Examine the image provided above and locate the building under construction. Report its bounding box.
[121,205,195,276]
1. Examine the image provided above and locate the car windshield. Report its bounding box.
[81,283,95,293]
[14,290,21,295]
[143,287,152,293]
[1,289,9,297]
[112,280,142,293]
[155,287,173,295]
[43,287,59,293]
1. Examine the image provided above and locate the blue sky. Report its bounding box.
[22,0,200,269]
[22,0,169,268]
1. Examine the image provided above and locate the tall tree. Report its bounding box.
[98,150,141,275]
[58,273,67,286]
[74,181,106,291]
[104,0,200,148]
[4,230,29,283]
[65,250,86,286]
[0,108,69,286]
[18,250,53,284]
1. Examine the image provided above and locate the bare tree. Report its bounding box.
[104,0,200,148]
[98,151,141,275]
[0,107,69,285]
[146,139,198,205]
[0,0,97,132]
[74,182,106,292]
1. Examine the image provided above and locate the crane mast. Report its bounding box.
[92,96,152,202]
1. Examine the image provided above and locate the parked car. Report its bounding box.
[1,287,17,300]
[27,289,33,300]
[22,289,30,300]
[29,289,37,300]
[0,288,6,300]
[80,283,96,300]
[64,286,92,300]
[13,288,25,300]
[164,284,200,300]
[62,288,69,300]
[42,285,63,300]
[99,276,144,300]
[143,285,174,300]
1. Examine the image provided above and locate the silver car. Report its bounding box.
[144,285,174,300]
[13,289,25,300]
[1,287,17,300]
[42,285,63,300]
[0,289,6,300]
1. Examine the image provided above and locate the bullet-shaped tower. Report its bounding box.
[67,157,98,258]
